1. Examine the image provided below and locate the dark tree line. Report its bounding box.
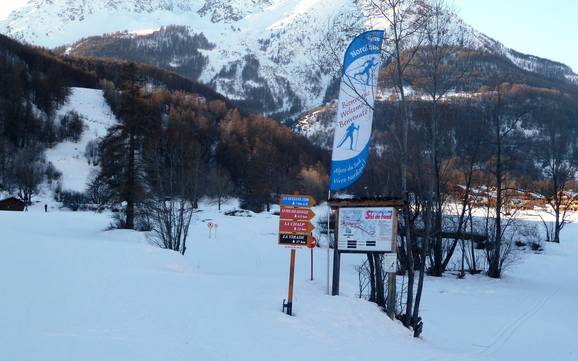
[89,63,330,236]
[0,38,89,202]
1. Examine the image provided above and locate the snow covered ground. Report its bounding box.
[1,202,577,361]
[44,87,118,192]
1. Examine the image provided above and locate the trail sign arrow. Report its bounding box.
[279,234,309,246]
[280,194,315,208]
[280,207,315,221]
[279,220,315,234]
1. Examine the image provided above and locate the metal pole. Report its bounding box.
[387,209,399,319]
[326,190,331,295]
[332,208,340,296]
[310,247,314,281]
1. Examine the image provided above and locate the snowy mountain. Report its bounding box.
[1,0,577,119]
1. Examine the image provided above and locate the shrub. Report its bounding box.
[60,190,90,211]
[59,111,85,142]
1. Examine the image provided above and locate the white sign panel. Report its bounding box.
[383,253,397,273]
[337,207,395,252]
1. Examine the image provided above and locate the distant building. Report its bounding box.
[0,197,26,212]
[450,185,547,210]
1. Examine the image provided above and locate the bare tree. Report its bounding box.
[361,0,429,332]
[206,165,234,211]
[144,134,202,255]
[320,0,430,332]
[11,145,45,203]
[534,100,578,243]
[482,84,527,278]
[411,0,470,278]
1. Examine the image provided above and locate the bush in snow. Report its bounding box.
[45,162,62,184]
[59,111,85,142]
[84,139,100,166]
[60,190,90,211]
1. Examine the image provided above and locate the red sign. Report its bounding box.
[279,220,315,234]
[280,207,315,221]
[307,236,317,249]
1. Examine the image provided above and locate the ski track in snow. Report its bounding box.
[477,289,559,357]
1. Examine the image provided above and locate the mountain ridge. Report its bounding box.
[1,0,576,119]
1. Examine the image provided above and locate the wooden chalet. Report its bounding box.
[0,197,26,212]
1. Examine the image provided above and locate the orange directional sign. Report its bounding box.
[280,220,315,234]
[280,207,315,221]
[278,194,316,247]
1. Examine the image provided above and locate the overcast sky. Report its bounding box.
[1,0,576,72]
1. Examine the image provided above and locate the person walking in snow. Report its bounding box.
[44,204,48,213]
[337,123,360,150]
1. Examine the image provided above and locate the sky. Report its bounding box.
[0,0,27,21]
[0,0,576,73]
[453,0,578,73]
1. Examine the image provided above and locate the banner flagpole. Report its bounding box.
[327,30,384,295]
[326,189,331,295]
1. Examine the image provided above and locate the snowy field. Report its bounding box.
[1,202,577,361]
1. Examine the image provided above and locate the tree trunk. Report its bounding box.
[368,254,376,303]
[374,253,385,307]
[125,131,136,229]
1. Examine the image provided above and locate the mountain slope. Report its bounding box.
[3,0,576,119]
[45,87,118,192]
[0,35,330,209]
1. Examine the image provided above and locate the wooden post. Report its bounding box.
[286,249,296,315]
[332,208,340,296]
[387,208,399,320]
[332,248,341,295]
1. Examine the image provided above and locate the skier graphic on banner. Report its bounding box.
[337,122,360,150]
[352,57,379,85]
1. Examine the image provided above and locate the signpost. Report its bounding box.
[307,236,316,281]
[329,198,402,320]
[207,221,214,239]
[207,222,219,239]
[279,194,315,316]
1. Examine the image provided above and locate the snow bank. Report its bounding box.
[0,202,577,360]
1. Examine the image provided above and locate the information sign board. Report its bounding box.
[337,207,395,252]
